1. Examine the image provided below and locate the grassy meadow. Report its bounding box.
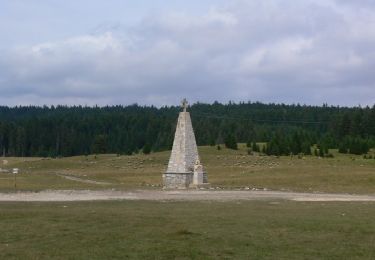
[0,144,375,194]
[1,200,375,259]
[1,145,375,259]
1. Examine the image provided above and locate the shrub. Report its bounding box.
[142,143,152,154]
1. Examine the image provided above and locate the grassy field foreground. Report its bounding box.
[0,145,375,194]
[0,200,374,259]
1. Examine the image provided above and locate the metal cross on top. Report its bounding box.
[181,98,188,112]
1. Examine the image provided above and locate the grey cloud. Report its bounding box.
[338,0,375,9]
[0,0,374,106]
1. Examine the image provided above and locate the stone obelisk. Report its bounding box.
[163,99,208,189]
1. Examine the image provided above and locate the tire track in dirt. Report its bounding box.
[56,173,111,185]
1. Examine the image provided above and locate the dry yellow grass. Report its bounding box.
[0,144,374,194]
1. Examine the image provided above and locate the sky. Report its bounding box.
[0,0,374,107]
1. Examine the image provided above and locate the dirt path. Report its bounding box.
[1,190,375,202]
[56,173,111,185]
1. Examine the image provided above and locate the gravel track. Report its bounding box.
[1,190,375,202]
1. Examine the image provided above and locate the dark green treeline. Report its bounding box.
[0,102,374,157]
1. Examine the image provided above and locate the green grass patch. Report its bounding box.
[0,200,374,259]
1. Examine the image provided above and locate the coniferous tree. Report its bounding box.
[224,134,238,150]
[301,142,312,155]
[338,143,347,154]
[0,102,373,157]
[91,135,108,154]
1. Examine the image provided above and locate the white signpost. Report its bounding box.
[13,168,19,191]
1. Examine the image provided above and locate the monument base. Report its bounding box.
[163,172,209,189]
[163,172,193,189]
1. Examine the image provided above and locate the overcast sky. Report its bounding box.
[1,0,374,107]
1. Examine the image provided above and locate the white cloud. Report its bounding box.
[0,0,375,106]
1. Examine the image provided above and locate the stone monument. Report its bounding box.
[163,99,208,189]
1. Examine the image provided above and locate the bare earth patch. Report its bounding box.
[1,190,375,202]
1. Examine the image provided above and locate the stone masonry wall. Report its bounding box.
[163,173,193,189]
[166,112,199,174]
